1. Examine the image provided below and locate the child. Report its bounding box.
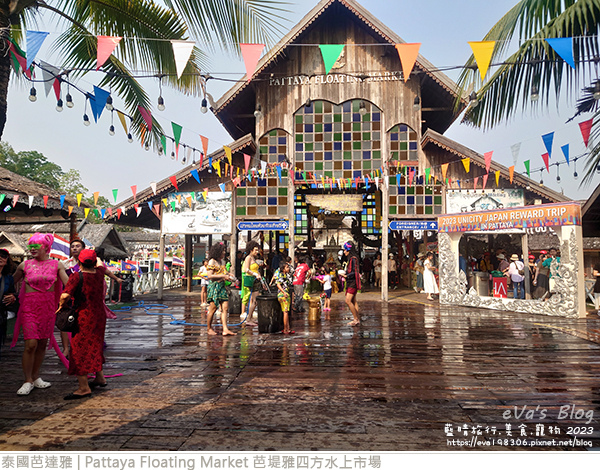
[317,267,332,311]
[274,262,294,334]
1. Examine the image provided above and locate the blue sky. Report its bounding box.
[3,0,598,202]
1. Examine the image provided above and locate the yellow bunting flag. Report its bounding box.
[495,170,500,186]
[213,160,221,177]
[468,41,496,81]
[162,198,168,207]
[509,165,515,183]
[176,195,182,204]
[224,146,232,165]
[117,111,128,134]
[68,206,73,216]
[84,208,90,218]
[441,163,449,180]
[76,193,83,207]
[93,191,99,205]
[395,43,421,82]
[461,158,470,173]
[203,189,208,201]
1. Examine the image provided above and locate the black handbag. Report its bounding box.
[55,272,83,334]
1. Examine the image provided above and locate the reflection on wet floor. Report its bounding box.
[0,290,599,451]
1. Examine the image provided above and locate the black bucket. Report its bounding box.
[256,294,283,333]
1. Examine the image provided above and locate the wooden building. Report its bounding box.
[110,0,569,300]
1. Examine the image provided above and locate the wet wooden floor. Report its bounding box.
[1,290,599,451]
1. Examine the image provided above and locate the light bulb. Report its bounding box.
[574,171,579,180]
[157,96,165,111]
[254,104,262,119]
[83,114,90,126]
[29,87,37,102]
[159,146,164,155]
[530,86,539,102]
[144,143,150,151]
[127,133,133,143]
[594,83,600,100]
[106,96,114,111]
[109,125,115,136]
[182,156,187,165]
[540,178,543,186]
[200,98,208,114]
[171,152,175,160]
[469,91,478,107]
[596,164,600,174]
[359,101,367,116]
[56,99,63,112]
[66,93,74,108]
[556,175,561,182]
[413,96,420,110]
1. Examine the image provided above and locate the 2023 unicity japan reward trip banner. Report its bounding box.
[162,192,232,235]
[437,202,581,233]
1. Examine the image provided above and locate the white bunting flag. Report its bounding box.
[171,40,195,79]
[28,195,34,208]
[150,182,157,196]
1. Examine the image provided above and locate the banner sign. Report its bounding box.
[237,221,289,231]
[306,194,363,213]
[445,189,524,214]
[438,202,581,233]
[162,191,232,235]
[389,220,438,231]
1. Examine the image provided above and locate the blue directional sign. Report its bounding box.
[237,220,289,231]
[389,220,438,231]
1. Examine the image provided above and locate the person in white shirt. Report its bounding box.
[507,254,525,299]
[199,259,209,307]
[317,267,333,311]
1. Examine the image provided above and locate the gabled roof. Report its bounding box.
[421,129,571,204]
[214,0,466,137]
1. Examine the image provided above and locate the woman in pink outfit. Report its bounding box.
[12,233,69,396]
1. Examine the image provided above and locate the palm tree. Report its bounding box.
[1,0,289,142]
[456,0,600,182]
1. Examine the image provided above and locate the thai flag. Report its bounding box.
[49,234,70,260]
[154,261,169,271]
[172,256,184,267]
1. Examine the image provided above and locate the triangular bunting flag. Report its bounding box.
[484,151,493,173]
[138,106,152,132]
[441,163,449,181]
[112,189,118,203]
[561,144,570,165]
[131,185,137,200]
[408,168,415,186]
[524,160,531,178]
[152,205,161,219]
[319,44,345,74]
[160,135,167,155]
[482,174,489,189]
[97,36,122,70]
[116,208,122,219]
[107,207,113,217]
[224,146,232,165]
[191,169,201,184]
[76,193,83,207]
[172,122,183,158]
[200,135,209,162]
[100,209,106,219]
[509,165,515,183]
[244,154,251,172]
[374,176,380,190]
[277,166,282,182]
[579,119,593,147]
[542,132,554,158]
[135,206,142,218]
[462,158,470,173]
[68,206,73,216]
[92,86,110,121]
[93,191,99,205]
[26,31,49,69]
[468,41,496,80]
[59,195,65,209]
[40,61,61,97]
[117,111,128,134]
[473,177,479,189]
[170,175,179,190]
[43,195,48,208]
[170,40,195,79]
[510,142,521,165]
[425,168,431,184]
[395,43,421,82]
[150,182,157,196]
[240,43,265,82]
[260,160,267,177]
[541,153,550,173]
[495,170,500,186]
[162,198,168,207]
[546,37,575,69]
[186,196,193,208]
[219,183,226,193]
[28,195,34,208]
[84,208,90,218]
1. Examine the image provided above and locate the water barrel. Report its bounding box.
[256,294,283,333]
[228,289,241,315]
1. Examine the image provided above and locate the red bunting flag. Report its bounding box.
[484,151,493,173]
[43,195,48,208]
[170,175,179,190]
[541,153,550,173]
[482,174,489,189]
[116,208,122,219]
[240,43,265,82]
[138,106,152,132]
[244,154,251,172]
[97,36,122,70]
[408,168,415,185]
[152,205,161,219]
[131,185,137,200]
[107,208,113,217]
[473,177,479,189]
[579,119,593,147]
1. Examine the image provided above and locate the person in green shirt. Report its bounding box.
[542,248,560,294]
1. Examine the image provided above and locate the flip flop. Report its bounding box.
[64,392,92,400]
[88,381,107,389]
[283,330,295,334]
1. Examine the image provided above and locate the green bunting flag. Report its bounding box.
[524,160,530,178]
[425,167,431,184]
[112,189,118,203]
[172,122,183,158]
[0,194,5,205]
[160,135,167,155]
[319,45,345,74]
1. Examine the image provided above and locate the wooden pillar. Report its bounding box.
[157,233,166,300]
[381,112,389,301]
[69,213,77,240]
[522,233,531,299]
[287,148,295,264]
[185,234,193,293]
[208,234,213,249]
[230,187,237,269]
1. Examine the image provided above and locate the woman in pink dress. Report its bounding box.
[59,249,110,399]
[12,233,69,396]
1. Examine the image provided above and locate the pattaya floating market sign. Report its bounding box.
[437,202,581,233]
[269,72,402,87]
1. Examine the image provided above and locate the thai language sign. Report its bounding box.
[305,194,363,213]
[438,202,581,233]
[445,189,524,214]
[162,192,232,235]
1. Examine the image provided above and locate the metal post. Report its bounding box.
[185,234,192,293]
[381,113,389,301]
[157,233,166,300]
[230,187,237,270]
[522,233,531,299]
